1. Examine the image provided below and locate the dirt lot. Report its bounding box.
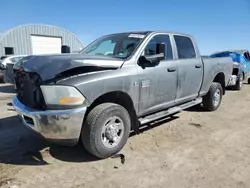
[1,83,250,188]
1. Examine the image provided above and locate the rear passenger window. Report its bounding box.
[174,35,196,59]
[144,34,173,60]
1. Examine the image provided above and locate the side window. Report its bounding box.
[144,35,173,60]
[174,35,196,59]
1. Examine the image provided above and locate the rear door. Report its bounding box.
[173,35,203,104]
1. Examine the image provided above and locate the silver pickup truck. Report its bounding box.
[12,31,233,158]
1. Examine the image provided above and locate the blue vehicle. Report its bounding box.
[210,50,250,90]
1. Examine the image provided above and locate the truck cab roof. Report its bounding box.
[105,30,193,38]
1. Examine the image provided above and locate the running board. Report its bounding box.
[138,97,202,125]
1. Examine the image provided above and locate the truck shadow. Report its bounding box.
[225,87,241,92]
[130,115,180,137]
[0,115,97,166]
[184,104,209,112]
[0,114,180,166]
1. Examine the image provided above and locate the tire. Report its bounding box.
[248,77,250,84]
[202,82,223,111]
[234,72,243,90]
[82,103,131,159]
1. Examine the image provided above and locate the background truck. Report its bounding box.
[210,50,250,90]
[12,31,233,159]
[2,55,27,84]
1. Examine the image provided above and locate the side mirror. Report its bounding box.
[138,42,166,66]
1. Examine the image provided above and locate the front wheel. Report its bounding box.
[82,103,131,159]
[202,82,223,111]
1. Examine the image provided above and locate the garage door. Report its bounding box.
[31,35,62,55]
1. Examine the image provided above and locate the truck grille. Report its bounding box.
[14,71,46,110]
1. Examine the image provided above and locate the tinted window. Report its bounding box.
[144,35,173,60]
[174,35,196,59]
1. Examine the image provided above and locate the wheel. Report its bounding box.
[248,77,250,84]
[234,72,243,90]
[82,103,131,159]
[202,82,223,111]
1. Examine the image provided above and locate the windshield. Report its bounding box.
[79,33,146,59]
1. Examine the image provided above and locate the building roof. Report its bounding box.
[0,24,84,47]
[0,24,84,56]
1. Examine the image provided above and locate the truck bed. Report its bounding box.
[199,56,233,96]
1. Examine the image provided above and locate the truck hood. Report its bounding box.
[19,54,124,81]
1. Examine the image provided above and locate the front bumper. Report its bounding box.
[12,96,87,146]
[227,75,237,86]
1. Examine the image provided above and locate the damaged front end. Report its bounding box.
[12,54,123,145]
[14,54,123,110]
[14,71,46,109]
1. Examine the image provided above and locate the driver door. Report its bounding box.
[137,34,178,116]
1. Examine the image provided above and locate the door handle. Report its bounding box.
[195,65,202,68]
[167,67,176,72]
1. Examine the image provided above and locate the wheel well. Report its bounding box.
[242,71,245,80]
[213,72,225,95]
[86,91,138,132]
[232,68,239,76]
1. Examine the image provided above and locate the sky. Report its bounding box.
[1,0,250,54]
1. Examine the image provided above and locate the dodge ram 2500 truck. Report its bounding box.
[12,31,233,159]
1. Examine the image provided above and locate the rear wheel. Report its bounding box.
[234,72,243,90]
[202,82,223,111]
[82,103,131,159]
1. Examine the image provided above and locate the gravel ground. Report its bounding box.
[1,83,250,188]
